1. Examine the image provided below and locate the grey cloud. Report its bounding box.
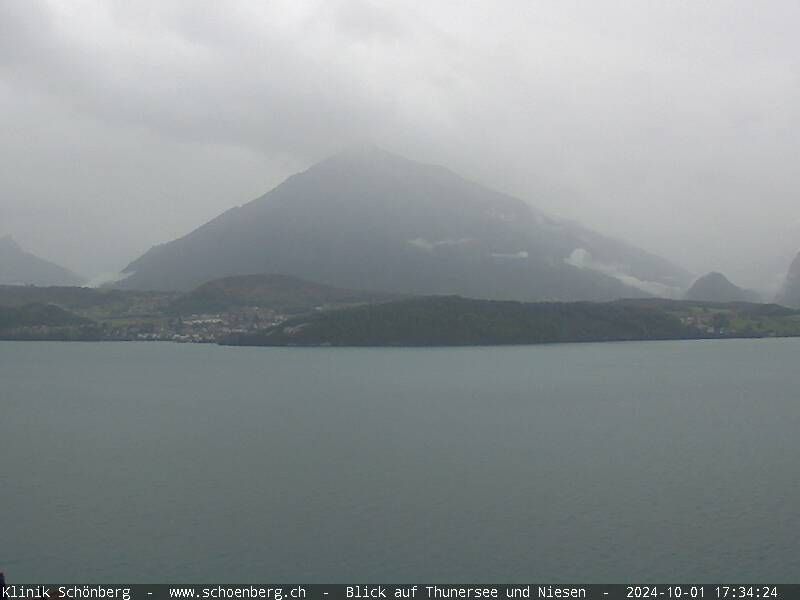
[1,0,799,290]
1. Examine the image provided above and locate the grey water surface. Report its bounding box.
[1,339,798,582]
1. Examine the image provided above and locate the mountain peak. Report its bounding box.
[700,272,728,285]
[334,143,388,159]
[686,271,760,303]
[118,152,690,298]
[319,145,436,173]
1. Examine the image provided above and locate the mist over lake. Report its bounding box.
[2,339,798,582]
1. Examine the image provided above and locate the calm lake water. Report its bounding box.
[1,339,799,582]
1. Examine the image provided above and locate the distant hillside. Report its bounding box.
[4,285,799,345]
[0,303,88,329]
[168,273,399,315]
[776,252,800,308]
[222,296,700,347]
[0,284,178,323]
[0,235,85,286]
[118,148,691,300]
[0,284,151,307]
[686,272,760,303]
[0,302,104,340]
[618,297,795,316]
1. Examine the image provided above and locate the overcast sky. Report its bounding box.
[2,0,799,291]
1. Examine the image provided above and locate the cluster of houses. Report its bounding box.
[679,312,731,336]
[122,308,289,343]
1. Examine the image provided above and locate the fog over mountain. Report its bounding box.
[776,253,800,307]
[119,148,690,300]
[0,235,85,286]
[2,1,800,292]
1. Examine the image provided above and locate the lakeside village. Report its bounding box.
[110,307,290,343]
[10,304,784,343]
[679,311,731,336]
